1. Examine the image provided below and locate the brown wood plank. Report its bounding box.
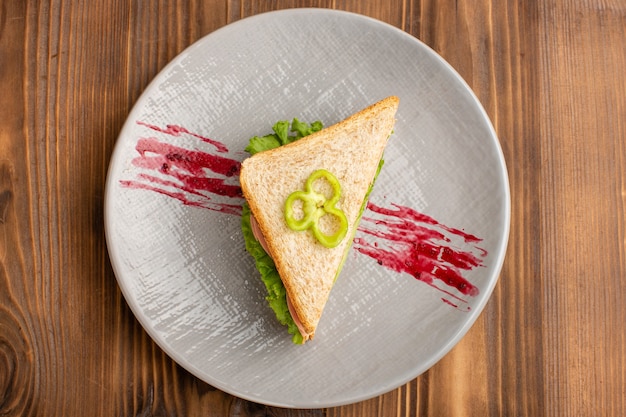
[1,0,625,415]
[538,2,626,415]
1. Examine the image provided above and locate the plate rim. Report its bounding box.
[104,7,511,408]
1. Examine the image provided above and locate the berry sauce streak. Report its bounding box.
[355,202,486,309]
[121,121,488,308]
[120,121,243,215]
[137,120,229,153]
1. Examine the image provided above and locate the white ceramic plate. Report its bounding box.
[105,8,509,408]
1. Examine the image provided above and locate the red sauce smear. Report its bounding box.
[121,121,488,308]
[120,121,243,215]
[355,202,486,309]
[137,120,230,153]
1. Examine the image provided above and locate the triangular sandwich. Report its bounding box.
[240,96,399,343]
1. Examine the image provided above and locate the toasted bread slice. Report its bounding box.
[240,96,399,341]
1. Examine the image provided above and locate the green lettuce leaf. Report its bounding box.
[241,204,303,344]
[291,118,323,139]
[244,119,322,155]
[244,134,280,155]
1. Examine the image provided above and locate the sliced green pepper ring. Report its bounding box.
[311,208,348,248]
[284,191,318,231]
[284,169,348,248]
[304,169,341,206]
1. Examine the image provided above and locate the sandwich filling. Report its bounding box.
[248,213,312,340]
[242,203,304,343]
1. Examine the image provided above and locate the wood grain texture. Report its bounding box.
[538,2,626,415]
[0,0,625,416]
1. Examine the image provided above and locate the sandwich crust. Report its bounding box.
[240,96,399,340]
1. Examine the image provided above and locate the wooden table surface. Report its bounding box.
[1,1,625,416]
